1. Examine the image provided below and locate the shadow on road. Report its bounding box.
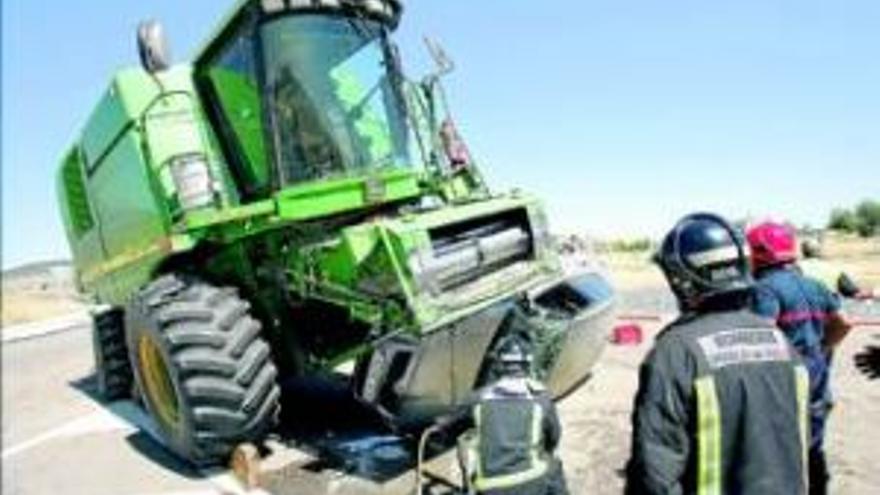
[69,372,452,488]
[69,374,204,479]
[276,375,414,480]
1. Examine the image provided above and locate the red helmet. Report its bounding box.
[746,221,797,269]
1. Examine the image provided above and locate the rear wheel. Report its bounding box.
[126,275,280,466]
[91,308,133,401]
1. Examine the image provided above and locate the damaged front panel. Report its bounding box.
[410,208,534,294]
[355,270,616,426]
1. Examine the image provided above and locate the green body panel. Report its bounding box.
[302,192,558,333]
[57,149,104,288]
[81,68,194,165]
[85,128,168,301]
[60,67,236,305]
[179,168,421,239]
[275,169,420,221]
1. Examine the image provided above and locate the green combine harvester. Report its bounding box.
[57,0,616,466]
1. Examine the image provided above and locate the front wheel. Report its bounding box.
[126,275,280,466]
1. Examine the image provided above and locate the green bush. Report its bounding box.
[828,200,880,237]
[608,238,653,253]
[828,208,860,233]
[855,200,880,237]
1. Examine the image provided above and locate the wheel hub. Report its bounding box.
[138,334,181,432]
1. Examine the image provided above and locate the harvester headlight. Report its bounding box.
[170,154,216,212]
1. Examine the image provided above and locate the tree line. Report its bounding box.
[828,199,880,237]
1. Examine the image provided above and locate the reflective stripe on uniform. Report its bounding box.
[472,402,549,491]
[695,376,722,495]
[697,328,792,370]
[794,365,810,491]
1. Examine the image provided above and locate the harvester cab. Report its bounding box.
[57,0,616,466]
[146,0,481,210]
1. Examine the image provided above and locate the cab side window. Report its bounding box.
[205,23,270,195]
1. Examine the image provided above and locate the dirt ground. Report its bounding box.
[555,236,880,494]
[822,234,880,288]
[555,316,880,494]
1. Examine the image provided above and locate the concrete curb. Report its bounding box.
[2,311,92,344]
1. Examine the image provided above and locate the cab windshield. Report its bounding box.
[261,15,411,186]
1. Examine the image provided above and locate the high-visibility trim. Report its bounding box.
[687,245,741,267]
[794,365,810,492]
[473,404,485,484]
[472,403,549,491]
[695,376,722,495]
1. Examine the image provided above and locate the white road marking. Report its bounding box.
[4,398,271,494]
[133,488,270,495]
[106,400,165,442]
[1,312,91,344]
[203,470,272,495]
[133,491,225,495]
[2,406,135,459]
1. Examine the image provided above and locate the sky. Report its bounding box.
[3,1,879,268]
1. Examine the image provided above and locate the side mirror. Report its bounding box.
[137,20,171,73]
[423,37,455,78]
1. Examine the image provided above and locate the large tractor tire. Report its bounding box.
[126,275,280,466]
[92,308,133,401]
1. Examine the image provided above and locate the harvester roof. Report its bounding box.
[193,0,403,66]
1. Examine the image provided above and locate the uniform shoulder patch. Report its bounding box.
[696,327,791,370]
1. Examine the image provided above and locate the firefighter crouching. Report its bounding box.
[433,335,569,495]
[625,213,810,494]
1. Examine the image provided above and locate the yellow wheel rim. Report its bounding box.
[138,334,180,432]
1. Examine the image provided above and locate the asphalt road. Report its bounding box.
[1,323,257,495]
[1,322,463,495]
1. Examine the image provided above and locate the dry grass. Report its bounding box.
[1,290,86,327]
[821,234,880,287]
[601,251,664,291]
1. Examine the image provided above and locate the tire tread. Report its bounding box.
[129,275,280,466]
[92,309,132,401]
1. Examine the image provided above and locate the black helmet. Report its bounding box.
[491,335,533,377]
[654,213,753,311]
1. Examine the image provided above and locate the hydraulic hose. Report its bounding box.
[415,425,444,495]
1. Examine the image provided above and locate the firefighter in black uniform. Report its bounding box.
[625,213,810,495]
[434,335,569,495]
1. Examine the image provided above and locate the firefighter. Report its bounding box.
[625,213,810,495]
[434,334,569,495]
[747,222,853,495]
